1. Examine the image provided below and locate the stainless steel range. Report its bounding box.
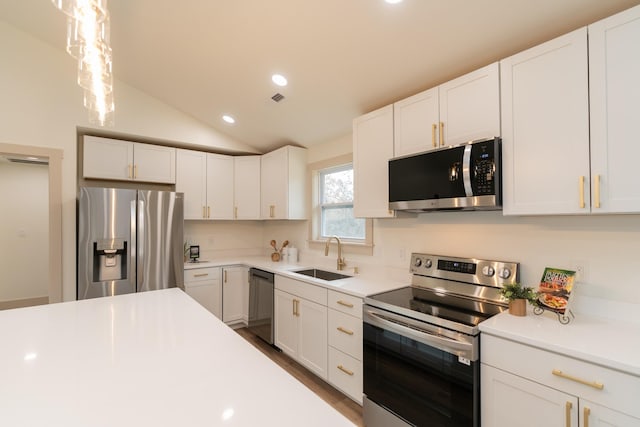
[363,253,519,427]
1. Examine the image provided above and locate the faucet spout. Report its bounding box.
[324,236,346,271]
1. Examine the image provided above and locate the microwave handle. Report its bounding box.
[462,144,473,197]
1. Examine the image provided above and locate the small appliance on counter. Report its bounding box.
[188,245,200,262]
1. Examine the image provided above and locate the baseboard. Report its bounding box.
[0,296,49,310]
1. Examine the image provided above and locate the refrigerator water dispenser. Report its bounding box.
[93,239,127,282]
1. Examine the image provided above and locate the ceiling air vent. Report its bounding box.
[271,93,285,103]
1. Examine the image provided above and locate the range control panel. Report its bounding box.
[410,253,519,288]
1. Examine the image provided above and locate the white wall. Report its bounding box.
[0,20,257,301]
[0,160,48,302]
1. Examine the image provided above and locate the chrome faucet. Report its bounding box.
[324,235,346,271]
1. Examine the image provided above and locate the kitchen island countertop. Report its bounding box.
[0,288,356,427]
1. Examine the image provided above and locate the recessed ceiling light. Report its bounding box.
[222,115,235,124]
[271,74,288,87]
[385,0,403,3]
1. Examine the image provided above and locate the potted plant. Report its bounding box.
[499,283,539,316]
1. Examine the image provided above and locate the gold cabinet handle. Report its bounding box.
[552,369,604,390]
[579,176,586,208]
[128,164,133,179]
[594,174,601,209]
[439,121,444,146]
[565,401,572,427]
[293,299,300,317]
[337,300,354,308]
[337,326,354,336]
[134,164,137,179]
[584,407,591,427]
[207,206,211,218]
[223,270,227,283]
[337,365,354,376]
[270,205,275,218]
[193,273,209,278]
[432,123,437,148]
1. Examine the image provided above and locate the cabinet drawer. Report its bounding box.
[328,346,363,404]
[481,333,640,418]
[328,309,363,360]
[328,290,362,319]
[185,267,221,283]
[275,275,327,306]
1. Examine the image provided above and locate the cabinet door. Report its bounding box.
[83,135,133,180]
[297,297,328,380]
[581,400,640,427]
[206,153,234,219]
[482,364,578,427]
[261,147,288,219]
[439,62,500,146]
[589,5,640,213]
[234,156,261,219]
[222,266,246,324]
[393,87,440,156]
[501,28,590,215]
[133,143,176,184]
[176,149,207,220]
[274,289,298,358]
[353,105,395,218]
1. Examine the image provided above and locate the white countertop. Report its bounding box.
[184,256,407,298]
[0,289,355,427]
[479,307,640,377]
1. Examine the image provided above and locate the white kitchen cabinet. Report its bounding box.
[481,333,640,426]
[176,149,235,220]
[184,267,222,319]
[274,276,328,379]
[222,266,247,326]
[392,62,500,157]
[353,104,395,218]
[83,135,176,183]
[206,153,234,219]
[327,290,363,404]
[260,145,307,220]
[588,5,640,213]
[233,156,261,219]
[501,28,591,215]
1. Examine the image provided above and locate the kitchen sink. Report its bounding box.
[293,268,351,281]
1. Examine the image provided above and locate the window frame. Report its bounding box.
[317,163,364,241]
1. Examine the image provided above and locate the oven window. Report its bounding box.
[363,322,478,427]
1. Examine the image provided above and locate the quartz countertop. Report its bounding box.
[0,289,355,427]
[479,307,640,377]
[184,256,407,298]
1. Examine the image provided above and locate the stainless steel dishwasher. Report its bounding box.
[247,268,274,344]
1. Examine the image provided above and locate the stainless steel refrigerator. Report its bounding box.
[77,187,184,300]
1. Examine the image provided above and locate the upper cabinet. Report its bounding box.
[234,156,261,219]
[588,5,640,213]
[501,28,590,215]
[83,135,176,183]
[393,63,500,157]
[260,146,307,220]
[353,105,395,218]
[206,153,235,219]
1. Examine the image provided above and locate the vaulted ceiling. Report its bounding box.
[1,0,639,152]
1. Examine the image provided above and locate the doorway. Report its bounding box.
[0,143,62,309]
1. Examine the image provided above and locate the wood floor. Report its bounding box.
[235,328,364,426]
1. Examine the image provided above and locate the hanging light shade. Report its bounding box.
[51,0,108,22]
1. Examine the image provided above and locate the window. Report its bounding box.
[317,164,366,241]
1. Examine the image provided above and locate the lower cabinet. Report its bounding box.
[184,267,222,319]
[274,276,328,380]
[481,334,640,427]
[222,266,247,326]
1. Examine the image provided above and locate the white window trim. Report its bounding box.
[308,154,373,253]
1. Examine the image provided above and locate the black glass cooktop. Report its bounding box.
[366,286,506,329]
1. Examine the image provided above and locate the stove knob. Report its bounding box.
[424,259,433,268]
[498,268,511,279]
[482,266,495,277]
[414,258,422,268]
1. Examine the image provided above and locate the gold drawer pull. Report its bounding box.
[594,174,601,209]
[579,176,586,209]
[565,401,572,427]
[552,369,604,390]
[337,300,354,308]
[128,164,133,179]
[439,121,444,146]
[431,123,437,147]
[337,365,354,376]
[193,273,209,278]
[337,326,354,336]
[584,407,591,427]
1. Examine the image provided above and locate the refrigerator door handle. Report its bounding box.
[130,199,137,292]
[137,198,145,292]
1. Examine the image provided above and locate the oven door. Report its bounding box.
[363,306,479,427]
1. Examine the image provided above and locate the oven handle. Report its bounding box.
[365,309,476,360]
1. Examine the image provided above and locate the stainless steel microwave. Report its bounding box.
[388,137,501,212]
